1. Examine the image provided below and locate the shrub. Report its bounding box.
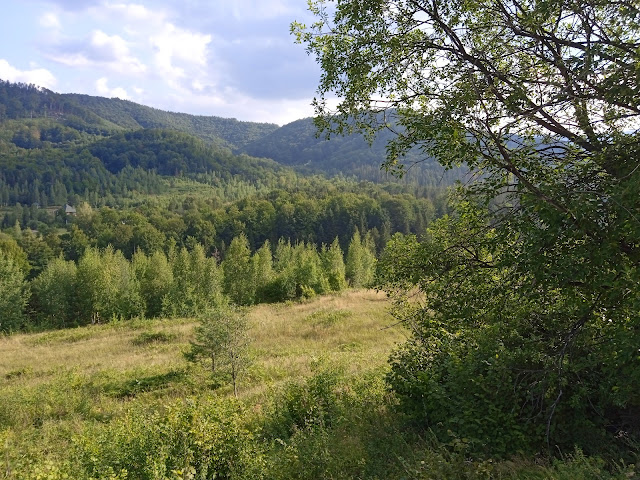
[73,398,264,480]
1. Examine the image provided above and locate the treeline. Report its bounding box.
[0,81,69,121]
[0,230,375,332]
[0,81,466,188]
[0,81,120,135]
[9,186,437,262]
[88,129,289,180]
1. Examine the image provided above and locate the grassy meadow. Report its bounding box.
[0,291,632,479]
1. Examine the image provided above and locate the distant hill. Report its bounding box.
[0,80,463,191]
[88,128,287,181]
[0,81,292,207]
[241,117,465,186]
[65,94,279,150]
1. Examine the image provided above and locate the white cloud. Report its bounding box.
[95,77,129,99]
[47,29,146,75]
[47,52,91,67]
[90,30,146,73]
[89,3,214,90]
[0,60,57,89]
[39,12,61,29]
[150,22,211,81]
[102,2,160,22]
[94,2,166,40]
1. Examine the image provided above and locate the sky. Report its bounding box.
[0,0,323,125]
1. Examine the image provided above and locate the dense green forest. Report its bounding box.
[3,0,639,472]
[243,116,464,185]
[0,80,466,186]
[0,80,448,335]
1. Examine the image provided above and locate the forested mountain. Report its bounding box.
[0,80,447,267]
[242,117,465,185]
[0,81,464,185]
[0,119,292,207]
[65,94,280,150]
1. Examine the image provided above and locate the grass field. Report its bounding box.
[0,290,631,479]
[0,289,402,397]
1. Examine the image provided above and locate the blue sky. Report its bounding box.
[0,0,322,124]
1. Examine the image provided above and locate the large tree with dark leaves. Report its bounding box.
[296,0,640,455]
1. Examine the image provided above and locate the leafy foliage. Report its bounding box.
[186,304,252,397]
[0,251,28,332]
[298,0,640,456]
[74,398,262,480]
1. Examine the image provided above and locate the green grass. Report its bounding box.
[0,290,633,479]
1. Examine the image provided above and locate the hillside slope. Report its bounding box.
[242,117,465,186]
[65,94,279,150]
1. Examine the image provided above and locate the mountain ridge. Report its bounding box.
[0,80,463,187]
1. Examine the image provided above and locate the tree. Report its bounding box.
[345,230,376,288]
[321,237,347,292]
[297,0,640,454]
[132,250,173,318]
[75,247,143,324]
[222,234,255,305]
[252,240,275,303]
[0,251,29,332]
[186,303,252,397]
[0,233,30,275]
[30,257,77,328]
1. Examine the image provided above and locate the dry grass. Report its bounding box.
[0,319,194,387]
[0,289,404,403]
[0,291,627,480]
[249,290,405,387]
[0,289,406,476]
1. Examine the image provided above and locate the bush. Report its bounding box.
[131,331,176,346]
[73,398,264,480]
[262,364,344,440]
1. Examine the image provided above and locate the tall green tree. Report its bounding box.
[345,230,376,288]
[30,257,77,328]
[252,240,275,303]
[0,251,29,332]
[322,237,347,292]
[132,250,173,318]
[222,234,255,305]
[297,0,640,453]
[0,233,30,275]
[75,247,143,324]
